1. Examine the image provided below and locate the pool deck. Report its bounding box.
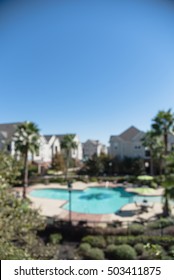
[15,181,174,224]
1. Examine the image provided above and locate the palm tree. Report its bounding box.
[142,131,164,175]
[153,139,165,175]
[152,109,174,155]
[61,134,77,179]
[142,131,156,175]
[165,152,174,174]
[13,122,40,198]
[162,175,174,217]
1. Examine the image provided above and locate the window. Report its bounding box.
[114,143,118,149]
[135,145,141,149]
[145,148,150,157]
[145,150,150,157]
[7,144,11,152]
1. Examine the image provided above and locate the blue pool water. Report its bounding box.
[30,187,162,214]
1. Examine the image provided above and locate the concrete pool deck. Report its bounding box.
[15,181,174,224]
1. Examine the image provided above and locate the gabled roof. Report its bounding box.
[44,134,76,143]
[119,126,142,141]
[56,134,76,142]
[0,131,6,143]
[44,135,54,142]
[109,135,121,141]
[0,122,21,141]
[84,139,100,146]
[0,131,7,139]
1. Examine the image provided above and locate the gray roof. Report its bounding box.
[44,135,54,142]
[110,126,143,142]
[56,134,75,142]
[0,131,6,144]
[0,122,21,141]
[44,134,76,143]
[109,135,121,142]
[119,126,142,141]
[84,139,100,145]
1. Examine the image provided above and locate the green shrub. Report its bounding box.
[128,224,144,235]
[113,235,174,248]
[49,177,66,184]
[28,164,38,177]
[126,176,136,183]
[106,236,117,245]
[88,235,174,253]
[78,243,91,258]
[86,248,105,260]
[105,244,117,259]
[0,241,31,260]
[82,235,106,248]
[114,236,134,245]
[150,181,158,188]
[134,243,145,255]
[154,175,165,185]
[142,244,166,260]
[148,218,174,229]
[106,244,137,260]
[49,233,62,245]
[89,177,98,182]
[78,243,104,260]
[169,245,174,258]
[164,226,174,235]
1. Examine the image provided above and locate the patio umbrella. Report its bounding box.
[137,175,154,181]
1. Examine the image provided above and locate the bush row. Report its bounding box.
[78,234,174,260]
[106,235,174,248]
[78,242,174,260]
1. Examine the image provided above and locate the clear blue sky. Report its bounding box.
[1,0,174,145]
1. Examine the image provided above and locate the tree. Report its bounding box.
[52,152,65,172]
[0,152,22,186]
[13,122,40,198]
[162,175,174,217]
[61,134,77,179]
[0,185,57,259]
[152,109,174,155]
[153,139,165,175]
[142,131,156,175]
[100,153,113,175]
[165,152,174,174]
[131,157,145,176]
[142,131,165,175]
[85,154,105,176]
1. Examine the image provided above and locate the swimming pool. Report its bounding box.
[30,187,162,214]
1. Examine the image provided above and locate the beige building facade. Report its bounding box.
[109,126,146,159]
